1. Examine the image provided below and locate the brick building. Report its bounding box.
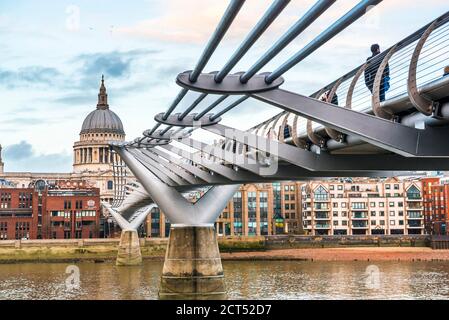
[0,180,100,240]
[0,188,37,240]
[422,177,448,235]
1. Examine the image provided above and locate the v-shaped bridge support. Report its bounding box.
[113,145,239,299]
[114,145,240,225]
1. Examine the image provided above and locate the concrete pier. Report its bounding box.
[159,226,226,300]
[116,229,142,266]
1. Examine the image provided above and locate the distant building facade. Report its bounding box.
[422,177,448,235]
[0,187,37,240]
[0,180,100,240]
[144,183,304,238]
[301,178,424,236]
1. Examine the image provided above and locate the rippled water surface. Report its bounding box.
[1,260,449,300]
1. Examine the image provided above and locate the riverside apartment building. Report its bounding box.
[301,178,424,235]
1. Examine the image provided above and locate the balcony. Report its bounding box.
[407,215,424,220]
[351,206,368,211]
[352,222,368,229]
[315,224,331,229]
[406,205,423,210]
[314,206,330,211]
[315,213,330,220]
[406,197,422,202]
[352,212,368,219]
[407,223,424,229]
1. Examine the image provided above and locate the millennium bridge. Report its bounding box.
[102,0,449,299]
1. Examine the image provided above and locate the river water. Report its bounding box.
[0,260,449,300]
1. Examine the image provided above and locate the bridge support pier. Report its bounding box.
[159,225,226,300]
[116,229,142,266]
[114,146,240,298]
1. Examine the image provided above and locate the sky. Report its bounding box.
[0,0,448,172]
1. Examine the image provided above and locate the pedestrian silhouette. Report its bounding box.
[365,44,390,102]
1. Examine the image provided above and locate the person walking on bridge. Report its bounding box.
[364,44,390,102]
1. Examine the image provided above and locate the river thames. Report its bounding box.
[1,260,449,300]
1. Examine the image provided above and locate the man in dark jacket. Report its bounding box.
[364,44,390,102]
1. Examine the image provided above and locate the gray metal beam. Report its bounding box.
[252,89,449,157]
[265,0,383,83]
[178,137,278,176]
[128,148,179,186]
[240,0,336,83]
[141,149,205,185]
[151,147,231,184]
[160,144,260,182]
[189,0,246,82]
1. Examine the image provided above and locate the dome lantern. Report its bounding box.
[80,76,125,135]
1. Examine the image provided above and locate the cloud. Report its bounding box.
[2,141,72,172]
[0,66,61,88]
[116,0,282,44]
[74,49,159,79]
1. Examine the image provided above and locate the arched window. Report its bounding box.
[406,185,421,199]
[107,181,113,190]
[314,185,328,201]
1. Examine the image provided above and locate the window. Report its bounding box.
[314,186,329,201]
[330,185,335,190]
[107,181,114,190]
[352,202,366,209]
[338,185,343,190]
[389,202,394,207]
[15,222,30,240]
[371,220,376,226]
[379,202,385,207]
[394,184,400,190]
[333,203,338,208]
[371,211,376,217]
[342,221,348,226]
[0,222,7,240]
[333,221,339,226]
[386,184,391,190]
[390,211,395,216]
[390,221,395,226]
[75,200,83,209]
[370,202,376,207]
[407,185,421,199]
[64,200,72,210]
[284,195,290,201]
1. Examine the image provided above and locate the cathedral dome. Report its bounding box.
[80,76,125,135]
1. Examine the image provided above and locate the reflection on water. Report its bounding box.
[0,260,449,300]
